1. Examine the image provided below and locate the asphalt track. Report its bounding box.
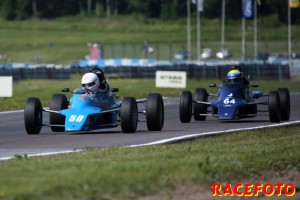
[1,93,300,160]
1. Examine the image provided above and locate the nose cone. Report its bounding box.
[218,105,238,120]
[61,110,88,131]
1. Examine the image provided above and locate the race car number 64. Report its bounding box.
[223,98,236,104]
[69,115,84,122]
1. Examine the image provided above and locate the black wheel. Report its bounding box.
[121,97,138,133]
[146,93,164,131]
[193,88,208,121]
[24,98,43,135]
[179,91,192,123]
[49,94,68,132]
[268,90,281,123]
[278,88,290,121]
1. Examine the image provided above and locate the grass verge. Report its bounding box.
[0,15,300,63]
[0,125,299,199]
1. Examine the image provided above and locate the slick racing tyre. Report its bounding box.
[146,93,164,131]
[278,88,290,121]
[49,94,68,132]
[268,90,281,123]
[24,98,43,135]
[179,91,192,123]
[121,97,138,133]
[193,88,208,121]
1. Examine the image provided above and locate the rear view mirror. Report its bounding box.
[61,88,70,92]
[111,88,119,92]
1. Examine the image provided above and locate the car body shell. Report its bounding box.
[210,83,259,120]
[60,91,121,131]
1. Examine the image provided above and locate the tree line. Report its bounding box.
[0,0,299,24]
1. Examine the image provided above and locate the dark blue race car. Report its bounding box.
[179,80,290,123]
[24,88,164,134]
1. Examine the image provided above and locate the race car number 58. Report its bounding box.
[223,98,236,104]
[69,115,84,122]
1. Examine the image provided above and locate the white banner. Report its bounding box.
[243,0,253,18]
[0,76,13,97]
[155,71,186,88]
[192,0,204,12]
[197,0,204,12]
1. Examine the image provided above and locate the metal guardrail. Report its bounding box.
[0,63,290,81]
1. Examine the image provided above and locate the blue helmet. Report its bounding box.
[227,69,242,83]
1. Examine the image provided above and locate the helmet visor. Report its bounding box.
[82,81,96,88]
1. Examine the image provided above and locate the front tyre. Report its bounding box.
[179,91,192,123]
[49,94,68,132]
[268,91,281,123]
[146,93,164,131]
[278,88,290,121]
[121,97,138,133]
[24,98,43,135]
[193,88,208,121]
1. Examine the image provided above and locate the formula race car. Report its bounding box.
[24,88,164,134]
[179,81,290,123]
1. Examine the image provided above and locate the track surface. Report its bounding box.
[1,93,300,159]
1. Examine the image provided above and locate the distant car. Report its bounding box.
[267,53,287,63]
[256,52,269,61]
[216,49,232,59]
[291,52,300,59]
[179,80,290,123]
[174,50,189,60]
[201,48,213,60]
[24,88,164,134]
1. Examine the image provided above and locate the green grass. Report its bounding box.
[1,76,300,111]
[0,126,299,199]
[0,15,299,63]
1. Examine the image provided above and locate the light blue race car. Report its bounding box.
[24,88,164,134]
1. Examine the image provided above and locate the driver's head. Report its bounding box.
[227,69,242,83]
[81,72,100,92]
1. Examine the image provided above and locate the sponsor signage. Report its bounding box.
[0,76,13,97]
[155,71,186,88]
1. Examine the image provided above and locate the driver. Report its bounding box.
[225,67,251,100]
[226,68,249,86]
[81,67,110,93]
[81,72,101,93]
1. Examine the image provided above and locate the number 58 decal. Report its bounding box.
[69,115,84,122]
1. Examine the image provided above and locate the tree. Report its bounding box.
[1,0,17,20]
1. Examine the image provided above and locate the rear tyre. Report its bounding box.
[24,98,43,135]
[146,93,164,131]
[179,91,192,123]
[49,94,68,132]
[121,97,138,133]
[193,88,208,121]
[268,91,281,123]
[278,88,290,121]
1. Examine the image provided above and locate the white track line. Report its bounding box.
[0,110,23,114]
[0,150,81,161]
[127,120,300,147]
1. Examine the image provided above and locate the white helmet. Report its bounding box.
[81,72,100,92]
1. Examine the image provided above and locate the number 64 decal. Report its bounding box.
[69,115,84,122]
[223,98,236,104]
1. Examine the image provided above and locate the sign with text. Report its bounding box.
[0,76,13,97]
[156,71,186,88]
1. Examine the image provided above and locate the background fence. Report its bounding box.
[0,63,290,81]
